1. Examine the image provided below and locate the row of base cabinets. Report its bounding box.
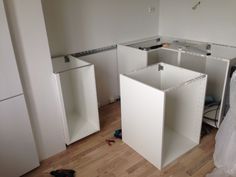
[118,41,236,128]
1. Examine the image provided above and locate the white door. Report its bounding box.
[0,0,23,101]
[0,95,39,177]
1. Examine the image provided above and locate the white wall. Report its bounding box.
[42,0,160,56]
[4,0,66,160]
[42,0,160,105]
[159,0,236,46]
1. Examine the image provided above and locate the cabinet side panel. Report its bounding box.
[79,49,119,106]
[117,45,147,75]
[148,48,179,66]
[82,65,100,130]
[161,63,202,90]
[205,58,228,101]
[120,75,165,169]
[165,76,207,143]
[147,49,161,65]
[180,53,206,74]
[54,74,70,144]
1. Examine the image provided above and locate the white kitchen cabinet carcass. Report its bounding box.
[120,63,207,170]
[53,56,100,145]
[148,47,179,66]
[180,53,230,127]
[117,44,149,75]
[117,38,179,75]
[118,37,236,127]
[0,0,39,176]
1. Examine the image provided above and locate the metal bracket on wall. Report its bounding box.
[72,45,117,58]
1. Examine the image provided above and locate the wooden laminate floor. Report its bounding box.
[23,102,216,177]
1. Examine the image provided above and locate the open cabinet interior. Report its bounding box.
[53,56,100,145]
[128,63,203,91]
[148,48,179,66]
[120,63,207,169]
[179,53,229,127]
[163,76,207,167]
[118,41,230,128]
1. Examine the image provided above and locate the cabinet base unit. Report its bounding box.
[180,53,230,128]
[53,56,100,145]
[120,63,207,170]
[118,36,236,128]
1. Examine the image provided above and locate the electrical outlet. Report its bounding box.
[148,7,156,13]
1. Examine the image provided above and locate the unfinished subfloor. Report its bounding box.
[23,102,216,177]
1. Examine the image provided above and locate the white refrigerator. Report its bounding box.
[0,0,39,176]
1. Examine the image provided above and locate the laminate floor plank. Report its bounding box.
[23,102,216,177]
